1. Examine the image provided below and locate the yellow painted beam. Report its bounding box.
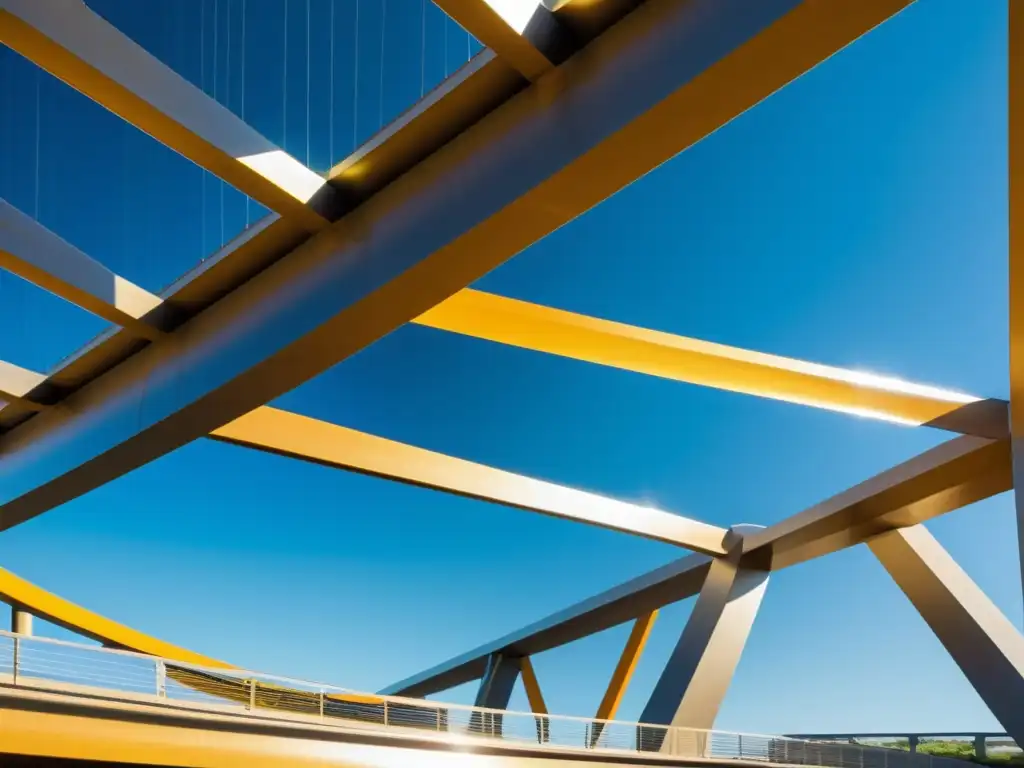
[433,0,556,81]
[594,611,657,722]
[415,289,981,429]
[0,567,230,669]
[520,656,548,715]
[211,406,728,554]
[0,1,331,233]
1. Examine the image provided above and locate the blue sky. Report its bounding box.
[0,0,1014,737]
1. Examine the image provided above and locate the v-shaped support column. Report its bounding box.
[640,526,769,754]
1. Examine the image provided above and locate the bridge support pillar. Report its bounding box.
[639,526,769,754]
[974,735,987,760]
[10,604,32,636]
[869,525,1024,747]
[469,653,520,737]
[908,736,919,754]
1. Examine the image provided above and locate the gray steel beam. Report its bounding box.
[0,0,337,232]
[385,431,1007,699]
[0,0,913,530]
[431,1,564,81]
[639,527,769,750]
[381,553,713,697]
[743,435,1011,570]
[868,524,1024,745]
[0,200,163,339]
[470,653,521,736]
[0,361,47,412]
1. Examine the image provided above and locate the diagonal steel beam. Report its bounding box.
[416,289,1004,437]
[0,360,46,412]
[385,433,1010,698]
[868,524,1024,744]
[432,1,562,81]
[210,406,728,554]
[0,0,337,232]
[0,200,163,339]
[0,0,914,530]
[742,435,1012,569]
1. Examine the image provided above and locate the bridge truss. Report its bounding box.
[0,0,1022,753]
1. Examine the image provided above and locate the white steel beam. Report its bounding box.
[0,200,162,339]
[0,0,335,232]
[0,0,913,531]
[0,360,46,411]
[432,0,561,81]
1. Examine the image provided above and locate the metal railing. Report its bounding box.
[0,630,974,767]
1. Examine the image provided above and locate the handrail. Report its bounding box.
[0,630,978,767]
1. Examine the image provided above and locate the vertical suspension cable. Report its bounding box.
[305,0,310,167]
[353,0,359,150]
[443,15,448,77]
[379,0,386,129]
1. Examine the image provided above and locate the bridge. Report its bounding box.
[0,0,1022,764]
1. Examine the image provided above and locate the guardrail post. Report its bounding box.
[383,699,389,726]
[11,636,19,686]
[248,679,256,711]
[319,689,325,720]
[436,707,442,732]
[155,659,166,697]
[738,734,743,759]
[668,727,677,756]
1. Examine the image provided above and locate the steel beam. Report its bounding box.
[471,653,521,736]
[868,525,1024,744]
[390,433,1003,699]
[0,566,230,668]
[0,360,46,411]
[0,200,162,339]
[595,611,657,723]
[639,528,769,744]
[0,0,915,530]
[519,656,550,742]
[432,1,561,81]
[742,436,1012,569]
[211,406,728,553]
[381,553,712,697]
[0,0,335,232]
[1010,0,1024,622]
[417,290,1001,437]
[591,610,657,747]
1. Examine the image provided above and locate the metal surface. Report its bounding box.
[742,436,1012,570]
[868,524,1024,744]
[0,631,976,768]
[0,0,914,531]
[418,290,995,435]
[595,611,658,723]
[0,361,46,411]
[0,0,336,231]
[0,200,163,339]
[1011,0,1024,620]
[432,0,560,81]
[10,605,31,636]
[211,406,728,553]
[641,528,769,739]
